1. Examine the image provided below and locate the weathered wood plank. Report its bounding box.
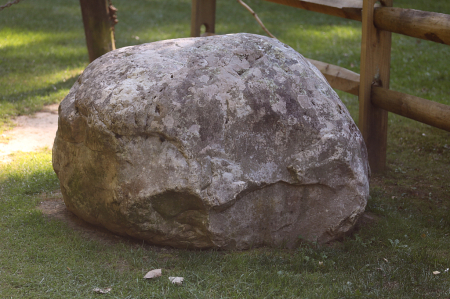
[372,87,450,132]
[374,7,450,46]
[358,0,393,173]
[263,0,363,21]
[191,0,216,37]
[307,59,360,95]
[79,0,115,62]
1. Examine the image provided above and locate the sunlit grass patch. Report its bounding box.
[0,150,58,197]
[0,26,85,130]
[286,24,360,41]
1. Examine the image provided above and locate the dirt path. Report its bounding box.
[0,104,59,162]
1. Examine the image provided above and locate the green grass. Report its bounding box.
[1,150,450,298]
[1,0,450,297]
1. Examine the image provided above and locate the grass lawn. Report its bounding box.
[1,0,450,297]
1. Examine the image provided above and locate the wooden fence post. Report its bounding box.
[359,0,393,173]
[191,0,216,37]
[79,0,116,62]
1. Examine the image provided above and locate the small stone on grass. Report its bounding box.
[169,277,184,285]
[144,269,162,279]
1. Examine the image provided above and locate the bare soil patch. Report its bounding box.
[37,190,135,246]
[0,104,59,162]
[37,191,177,253]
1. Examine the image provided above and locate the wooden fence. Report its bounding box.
[80,0,450,173]
[190,0,450,172]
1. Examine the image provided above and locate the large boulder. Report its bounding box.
[53,33,370,249]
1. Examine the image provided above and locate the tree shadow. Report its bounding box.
[0,75,78,110]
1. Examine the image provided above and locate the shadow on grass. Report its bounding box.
[0,75,78,107]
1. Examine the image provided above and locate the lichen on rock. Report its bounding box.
[53,33,370,249]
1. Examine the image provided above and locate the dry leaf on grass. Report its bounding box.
[92,287,112,294]
[433,271,441,275]
[169,276,184,285]
[144,269,162,279]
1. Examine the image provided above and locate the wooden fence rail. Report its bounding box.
[307,59,360,96]
[374,7,450,46]
[305,62,450,133]
[264,0,363,21]
[265,0,450,46]
[372,87,450,132]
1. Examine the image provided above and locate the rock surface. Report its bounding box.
[53,33,370,249]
